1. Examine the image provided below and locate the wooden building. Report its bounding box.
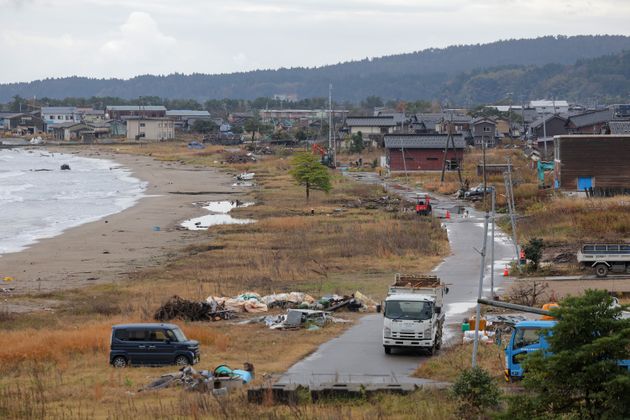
[565,108,612,134]
[553,135,630,193]
[384,134,465,171]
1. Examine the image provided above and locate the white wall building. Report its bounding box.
[41,107,80,129]
[529,100,569,115]
[126,118,175,141]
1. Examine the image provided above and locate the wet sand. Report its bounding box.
[0,147,246,306]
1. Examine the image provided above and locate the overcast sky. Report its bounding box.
[1,0,629,83]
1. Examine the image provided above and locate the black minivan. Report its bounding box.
[109,323,200,368]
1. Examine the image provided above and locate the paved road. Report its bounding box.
[278,173,515,386]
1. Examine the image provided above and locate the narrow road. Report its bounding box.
[278,172,515,386]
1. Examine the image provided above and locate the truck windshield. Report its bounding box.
[385,301,433,321]
[513,328,543,350]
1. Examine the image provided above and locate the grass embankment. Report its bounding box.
[415,343,506,383]
[0,142,449,418]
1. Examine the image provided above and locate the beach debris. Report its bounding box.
[3,276,14,283]
[60,164,71,170]
[187,141,205,150]
[225,153,256,164]
[154,295,235,322]
[236,172,255,181]
[141,363,254,393]
[241,309,351,330]
[208,290,376,314]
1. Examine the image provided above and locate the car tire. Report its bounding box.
[112,356,128,368]
[595,263,608,278]
[384,346,392,355]
[175,355,191,366]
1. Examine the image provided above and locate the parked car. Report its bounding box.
[464,184,493,199]
[109,323,200,368]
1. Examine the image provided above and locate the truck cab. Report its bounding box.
[382,274,446,355]
[504,320,555,381]
[504,320,630,381]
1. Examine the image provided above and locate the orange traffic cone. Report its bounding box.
[503,266,509,277]
[445,210,451,220]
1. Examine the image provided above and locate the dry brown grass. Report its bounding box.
[0,143,451,417]
[414,343,506,383]
[518,196,630,243]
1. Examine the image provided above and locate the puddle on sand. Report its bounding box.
[181,200,255,230]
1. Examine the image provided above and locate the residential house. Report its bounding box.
[553,135,630,194]
[106,106,167,120]
[494,118,512,139]
[126,118,175,141]
[228,112,255,125]
[529,100,569,115]
[530,114,568,139]
[0,112,16,130]
[384,133,465,171]
[4,113,44,134]
[49,122,94,142]
[345,116,397,136]
[612,104,630,120]
[412,113,443,133]
[77,108,106,124]
[41,107,80,129]
[259,109,347,125]
[565,108,612,134]
[166,110,212,130]
[472,118,498,147]
[437,114,472,135]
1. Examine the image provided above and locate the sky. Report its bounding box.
[1,0,629,83]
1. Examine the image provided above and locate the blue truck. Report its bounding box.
[504,320,630,381]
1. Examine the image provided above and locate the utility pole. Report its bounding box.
[440,113,453,182]
[328,83,335,167]
[490,187,496,298]
[504,160,520,268]
[472,209,490,367]
[542,111,548,159]
[481,134,488,209]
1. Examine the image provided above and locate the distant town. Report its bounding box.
[2,98,629,194]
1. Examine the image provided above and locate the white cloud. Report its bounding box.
[99,12,176,65]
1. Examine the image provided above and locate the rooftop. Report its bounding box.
[609,121,630,134]
[567,108,612,128]
[384,133,465,149]
[106,105,167,111]
[166,110,211,117]
[346,116,397,127]
[41,106,77,114]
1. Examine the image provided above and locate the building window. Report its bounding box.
[483,126,491,132]
[427,157,439,161]
[140,123,146,128]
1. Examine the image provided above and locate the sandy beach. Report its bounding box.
[0,147,246,309]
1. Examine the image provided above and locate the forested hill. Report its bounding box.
[1,35,630,103]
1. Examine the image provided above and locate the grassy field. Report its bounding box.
[0,142,450,418]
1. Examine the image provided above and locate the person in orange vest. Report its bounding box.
[519,248,527,265]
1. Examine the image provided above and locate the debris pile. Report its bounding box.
[141,363,254,394]
[208,291,378,313]
[242,309,352,330]
[225,153,256,164]
[154,295,234,322]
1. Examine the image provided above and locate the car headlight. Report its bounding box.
[384,327,391,336]
[424,328,431,337]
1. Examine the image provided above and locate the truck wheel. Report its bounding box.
[384,346,392,355]
[595,264,609,278]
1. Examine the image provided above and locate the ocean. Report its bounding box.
[0,148,146,256]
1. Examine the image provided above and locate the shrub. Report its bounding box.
[451,366,501,418]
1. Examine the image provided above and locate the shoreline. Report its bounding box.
[0,147,245,311]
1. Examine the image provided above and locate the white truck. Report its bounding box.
[382,274,448,355]
[577,243,630,277]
